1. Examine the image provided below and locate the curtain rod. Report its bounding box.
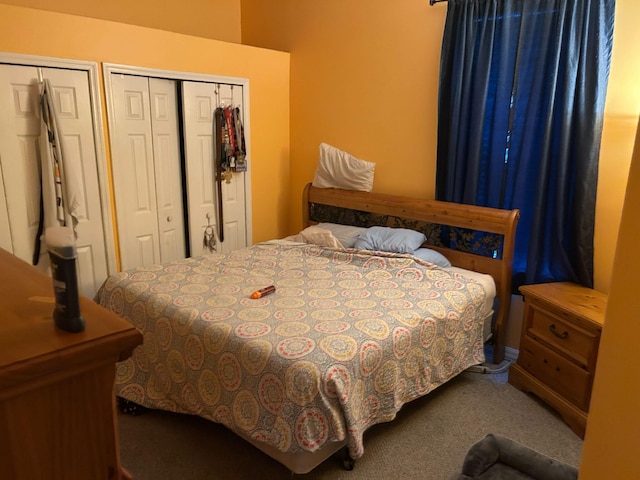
[429,0,447,5]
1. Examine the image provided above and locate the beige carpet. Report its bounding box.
[117,371,583,479]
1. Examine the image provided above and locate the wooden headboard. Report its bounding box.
[302,183,520,364]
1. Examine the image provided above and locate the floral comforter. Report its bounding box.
[95,242,486,460]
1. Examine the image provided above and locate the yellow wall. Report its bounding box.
[593,1,640,293]
[243,0,445,236]
[580,119,640,479]
[241,0,640,297]
[1,0,242,43]
[0,3,290,248]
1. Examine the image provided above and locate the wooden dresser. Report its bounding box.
[509,282,606,438]
[0,248,142,479]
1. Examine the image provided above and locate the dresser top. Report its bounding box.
[0,248,141,385]
[519,281,607,326]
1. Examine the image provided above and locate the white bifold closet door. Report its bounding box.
[182,81,247,256]
[109,74,186,271]
[0,64,109,298]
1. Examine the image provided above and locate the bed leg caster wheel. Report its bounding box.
[342,448,355,471]
[117,397,148,416]
[343,458,355,471]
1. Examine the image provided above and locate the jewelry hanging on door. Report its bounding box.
[227,86,236,170]
[203,213,217,252]
[216,85,234,184]
[233,103,247,172]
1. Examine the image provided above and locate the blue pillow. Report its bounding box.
[411,248,451,268]
[353,226,426,254]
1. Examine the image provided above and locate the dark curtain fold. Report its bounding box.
[436,0,615,289]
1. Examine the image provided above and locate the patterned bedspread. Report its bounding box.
[95,242,486,460]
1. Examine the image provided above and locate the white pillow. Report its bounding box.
[312,143,375,192]
[316,223,366,248]
[294,226,344,249]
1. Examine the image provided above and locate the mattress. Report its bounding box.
[278,239,497,341]
[444,267,496,341]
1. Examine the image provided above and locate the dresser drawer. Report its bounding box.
[518,336,591,410]
[525,302,599,368]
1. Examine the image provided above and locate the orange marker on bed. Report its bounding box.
[250,285,276,299]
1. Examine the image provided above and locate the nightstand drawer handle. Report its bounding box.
[549,324,568,339]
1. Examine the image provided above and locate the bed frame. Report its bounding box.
[116,184,521,475]
[302,183,520,364]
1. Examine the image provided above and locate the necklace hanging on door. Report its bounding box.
[233,106,247,172]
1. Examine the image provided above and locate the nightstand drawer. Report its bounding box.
[518,336,591,410]
[526,303,599,368]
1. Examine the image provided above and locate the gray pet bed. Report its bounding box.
[457,434,579,480]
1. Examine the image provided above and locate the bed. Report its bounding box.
[96,183,519,474]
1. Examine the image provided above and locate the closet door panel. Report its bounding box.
[182,81,247,256]
[42,67,109,296]
[148,78,185,264]
[182,85,215,257]
[0,65,41,263]
[0,64,110,298]
[0,163,11,252]
[218,84,247,252]
[109,74,161,271]
[220,170,243,252]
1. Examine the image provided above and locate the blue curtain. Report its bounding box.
[436,0,615,289]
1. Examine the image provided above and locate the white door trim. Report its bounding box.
[102,63,253,249]
[0,52,117,275]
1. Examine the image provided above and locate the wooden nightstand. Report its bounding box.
[509,282,607,438]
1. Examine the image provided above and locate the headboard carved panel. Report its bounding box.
[309,203,504,259]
